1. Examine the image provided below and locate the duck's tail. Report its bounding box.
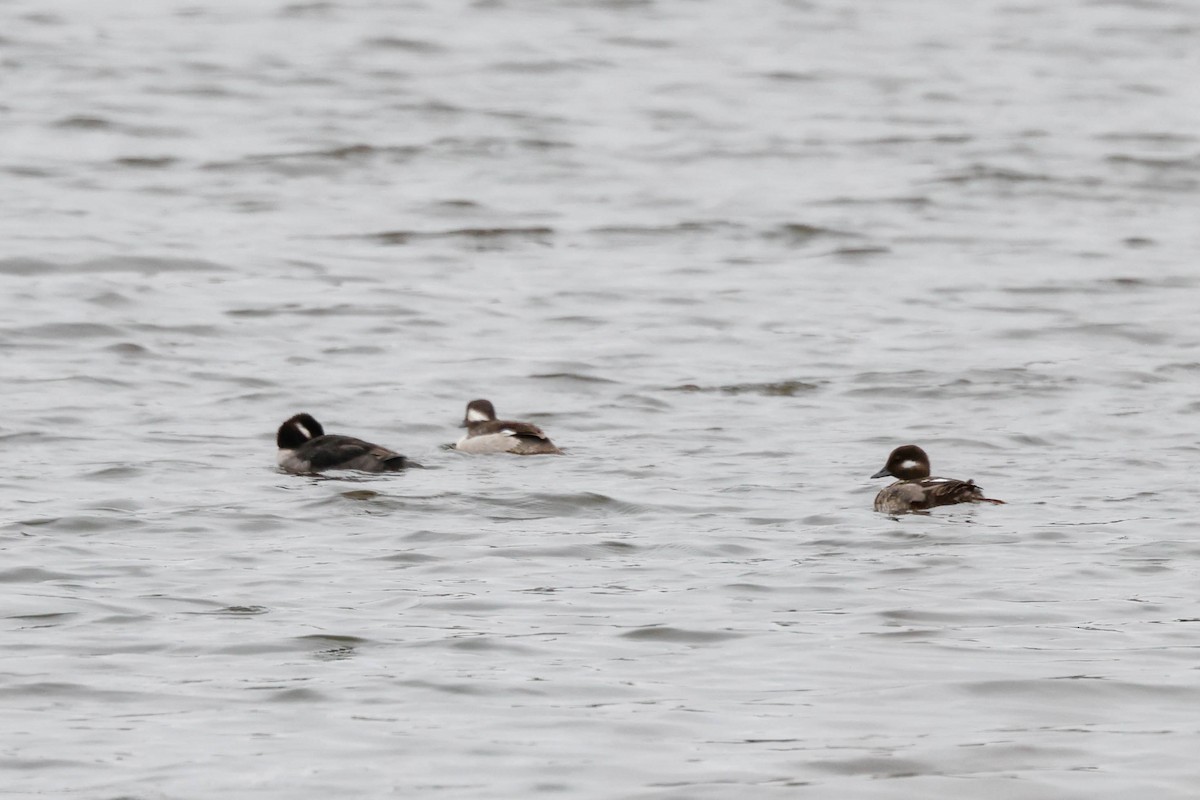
[966,480,1005,505]
[382,454,411,470]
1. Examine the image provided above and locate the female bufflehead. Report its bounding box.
[276,413,410,474]
[454,399,561,455]
[871,444,1004,514]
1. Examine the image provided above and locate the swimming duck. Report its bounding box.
[454,399,561,455]
[871,444,1003,514]
[276,413,410,473]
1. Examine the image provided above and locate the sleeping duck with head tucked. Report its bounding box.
[871,444,1004,514]
[276,413,411,474]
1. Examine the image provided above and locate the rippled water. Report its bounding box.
[4,0,1200,797]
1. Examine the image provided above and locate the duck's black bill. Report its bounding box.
[870,467,892,479]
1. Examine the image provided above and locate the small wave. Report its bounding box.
[128,322,223,336]
[619,625,744,644]
[762,222,853,244]
[7,322,123,339]
[1098,132,1196,143]
[366,226,555,246]
[53,115,111,130]
[531,372,618,384]
[6,611,80,624]
[396,678,487,696]
[669,380,819,397]
[88,291,134,307]
[590,220,743,239]
[0,431,56,444]
[606,35,673,50]
[0,258,57,275]
[49,115,185,137]
[477,491,648,519]
[227,303,420,318]
[859,134,973,146]
[84,465,145,480]
[188,605,271,616]
[492,58,609,74]
[808,755,931,778]
[818,195,932,208]
[112,156,178,169]
[340,489,381,501]
[762,69,822,82]
[362,36,446,54]
[0,682,145,702]
[1005,275,1195,295]
[203,144,421,174]
[1106,153,1200,170]
[0,256,227,275]
[446,637,539,655]
[295,633,371,646]
[1001,322,1168,346]
[832,245,891,258]
[266,688,330,701]
[2,165,57,178]
[379,551,441,565]
[935,164,1082,184]
[963,677,1190,703]
[0,567,78,583]
[322,345,387,355]
[103,342,153,357]
[847,367,1073,399]
[278,1,335,17]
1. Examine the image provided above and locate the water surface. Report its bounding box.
[3,1,1200,797]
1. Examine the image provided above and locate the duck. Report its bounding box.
[871,444,1004,514]
[276,413,410,474]
[454,399,561,455]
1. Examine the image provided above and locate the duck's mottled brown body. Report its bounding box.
[455,399,561,455]
[871,445,1003,514]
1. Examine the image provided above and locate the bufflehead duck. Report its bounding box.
[871,444,1004,514]
[454,399,561,455]
[276,413,410,474]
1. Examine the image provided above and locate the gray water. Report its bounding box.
[3,0,1200,797]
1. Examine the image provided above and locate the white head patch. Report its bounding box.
[467,407,491,422]
[294,421,313,439]
[899,460,920,471]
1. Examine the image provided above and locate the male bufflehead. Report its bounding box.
[454,399,561,455]
[871,444,1004,514]
[276,413,409,474]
